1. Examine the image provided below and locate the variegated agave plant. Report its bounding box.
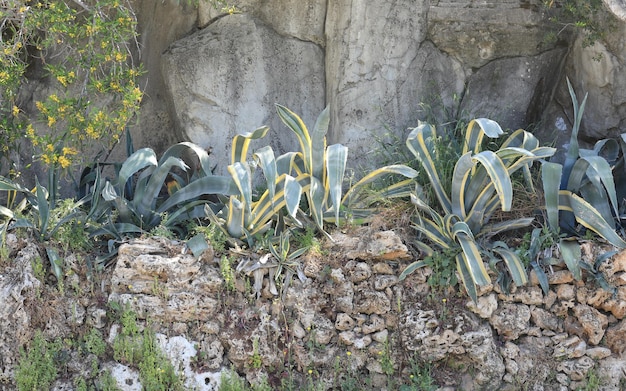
[399,118,556,302]
[207,104,419,246]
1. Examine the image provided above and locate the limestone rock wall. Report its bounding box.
[121,0,626,171]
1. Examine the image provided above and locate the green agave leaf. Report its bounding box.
[254,146,278,208]
[0,205,13,219]
[542,162,562,231]
[558,190,626,248]
[138,156,188,217]
[247,174,304,235]
[562,78,588,188]
[311,106,330,180]
[560,238,582,281]
[326,144,348,225]
[226,196,245,239]
[452,220,490,286]
[530,261,550,296]
[157,175,238,213]
[231,126,270,165]
[472,151,512,212]
[398,260,429,281]
[492,246,528,286]
[451,152,474,218]
[412,215,451,249]
[160,141,213,177]
[582,155,619,218]
[463,118,503,155]
[185,234,210,258]
[283,175,302,221]
[479,217,535,237]
[276,104,313,172]
[228,162,253,216]
[35,178,49,239]
[276,151,302,176]
[118,148,157,198]
[456,253,479,303]
[342,164,418,206]
[308,176,325,229]
[406,123,452,214]
[501,128,540,151]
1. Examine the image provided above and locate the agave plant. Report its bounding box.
[208,105,419,245]
[399,119,556,301]
[540,79,626,284]
[274,104,419,230]
[91,141,238,240]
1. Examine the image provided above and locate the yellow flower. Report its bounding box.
[86,124,98,139]
[0,71,9,82]
[12,105,19,117]
[47,116,56,127]
[50,94,59,103]
[346,351,351,356]
[57,75,67,86]
[46,143,54,152]
[58,155,71,168]
[62,147,77,155]
[115,51,125,62]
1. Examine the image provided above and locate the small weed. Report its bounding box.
[249,337,263,369]
[151,276,169,300]
[401,358,438,391]
[577,367,602,391]
[15,331,58,391]
[97,369,122,391]
[82,328,106,357]
[220,255,236,292]
[112,306,183,390]
[219,367,272,391]
[379,339,394,376]
[194,223,229,254]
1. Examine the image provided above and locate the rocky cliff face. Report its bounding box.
[125,0,626,172]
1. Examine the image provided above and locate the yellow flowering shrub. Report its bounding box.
[0,0,144,172]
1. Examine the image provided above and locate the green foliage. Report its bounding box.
[220,255,236,291]
[111,306,183,390]
[0,0,143,171]
[218,368,272,391]
[400,119,555,301]
[543,0,616,49]
[15,331,58,391]
[209,105,417,248]
[82,328,106,357]
[541,79,626,283]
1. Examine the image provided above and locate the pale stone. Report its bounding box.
[353,335,372,349]
[490,303,531,340]
[467,293,498,319]
[556,284,576,301]
[557,356,594,382]
[530,270,574,285]
[338,331,356,346]
[362,315,386,335]
[348,262,372,283]
[372,329,389,343]
[605,319,626,354]
[553,336,586,359]
[335,313,355,331]
[531,307,562,332]
[585,347,612,360]
[372,263,394,275]
[373,275,398,291]
[342,229,412,262]
[572,304,608,345]
[354,291,390,315]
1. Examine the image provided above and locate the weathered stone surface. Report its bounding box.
[467,293,498,319]
[336,229,412,262]
[557,356,594,382]
[490,303,531,341]
[108,238,223,322]
[354,290,391,315]
[605,319,626,354]
[162,13,325,174]
[572,304,608,345]
[531,307,562,333]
